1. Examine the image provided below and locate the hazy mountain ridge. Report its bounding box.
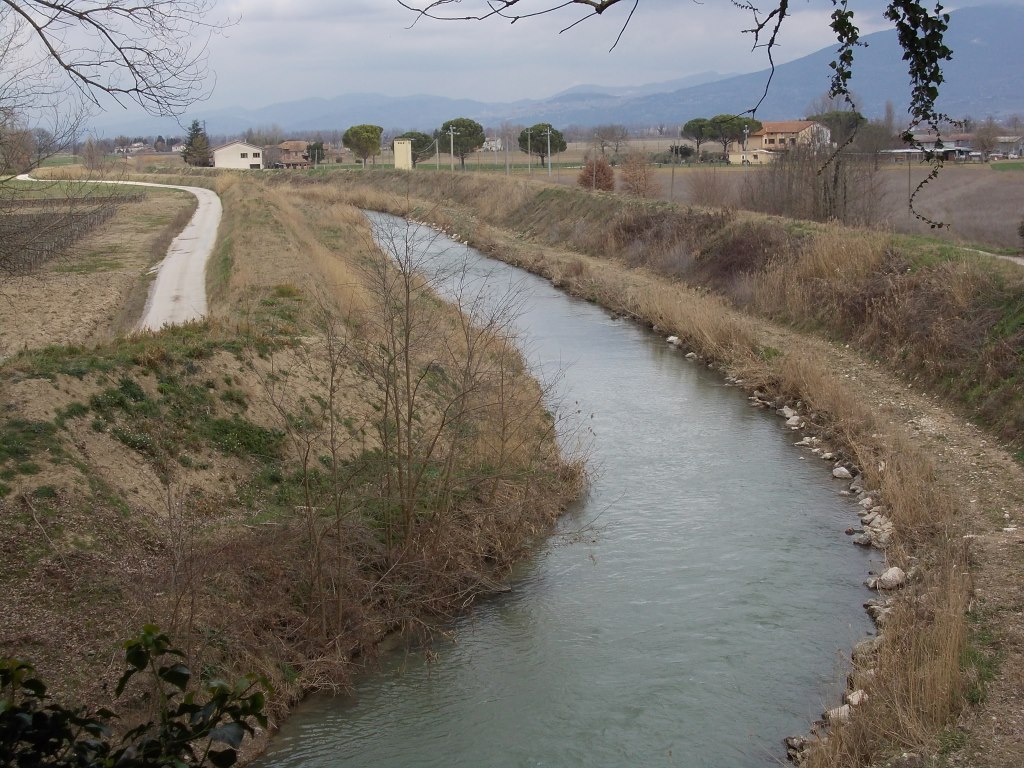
[550,71,737,99]
[612,4,1022,125]
[95,5,1022,138]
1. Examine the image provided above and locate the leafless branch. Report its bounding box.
[397,0,792,101]
[1,0,227,116]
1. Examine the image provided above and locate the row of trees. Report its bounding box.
[681,115,764,158]
[340,119,570,169]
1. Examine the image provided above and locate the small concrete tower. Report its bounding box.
[394,138,413,170]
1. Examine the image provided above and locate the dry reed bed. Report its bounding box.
[323,173,974,766]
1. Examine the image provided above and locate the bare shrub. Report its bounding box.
[609,202,733,272]
[0,195,123,277]
[686,166,734,208]
[688,218,794,303]
[357,215,572,558]
[577,155,614,191]
[619,152,660,198]
[740,148,887,226]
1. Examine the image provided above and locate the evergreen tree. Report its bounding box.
[517,123,566,169]
[183,119,211,167]
[439,118,485,169]
[343,124,384,167]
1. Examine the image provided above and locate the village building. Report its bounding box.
[727,120,832,165]
[271,140,348,168]
[994,135,1023,157]
[752,121,832,151]
[212,140,264,170]
[276,140,311,168]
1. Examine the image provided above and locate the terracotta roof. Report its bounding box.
[751,120,819,136]
[278,140,309,151]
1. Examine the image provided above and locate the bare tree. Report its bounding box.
[973,116,1001,159]
[2,0,222,285]
[357,214,553,559]
[2,0,222,116]
[740,146,886,226]
[619,151,659,198]
[594,124,629,156]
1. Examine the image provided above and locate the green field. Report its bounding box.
[39,154,83,167]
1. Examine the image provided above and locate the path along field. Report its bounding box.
[13,175,222,331]
[0,181,198,360]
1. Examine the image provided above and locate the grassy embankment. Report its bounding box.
[0,170,581,731]
[305,169,1022,766]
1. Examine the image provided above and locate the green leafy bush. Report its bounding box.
[0,625,268,767]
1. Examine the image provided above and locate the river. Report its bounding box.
[253,212,877,767]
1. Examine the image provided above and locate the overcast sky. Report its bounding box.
[191,0,991,111]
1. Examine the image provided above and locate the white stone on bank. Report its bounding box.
[877,566,906,590]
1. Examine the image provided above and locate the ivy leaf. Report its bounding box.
[159,663,192,692]
[124,643,149,671]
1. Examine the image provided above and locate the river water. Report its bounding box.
[254,213,876,767]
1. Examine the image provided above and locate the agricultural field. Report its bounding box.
[398,138,1024,251]
[0,183,197,357]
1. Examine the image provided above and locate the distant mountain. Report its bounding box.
[92,5,1023,137]
[606,3,1024,125]
[550,72,737,99]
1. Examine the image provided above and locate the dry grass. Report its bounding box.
[685,166,736,208]
[753,225,889,326]
[806,542,971,767]
[203,178,370,326]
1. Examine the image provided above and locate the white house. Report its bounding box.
[212,140,264,170]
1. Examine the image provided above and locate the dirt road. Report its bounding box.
[17,175,222,330]
[129,181,221,330]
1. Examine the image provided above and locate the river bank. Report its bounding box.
[0,173,583,759]
[254,211,877,768]
[316,171,1022,767]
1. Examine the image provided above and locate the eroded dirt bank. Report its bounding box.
[0,174,582,753]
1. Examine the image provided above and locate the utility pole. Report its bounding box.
[526,127,533,175]
[446,125,457,173]
[542,127,552,176]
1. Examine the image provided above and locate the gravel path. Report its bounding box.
[17,175,222,330]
